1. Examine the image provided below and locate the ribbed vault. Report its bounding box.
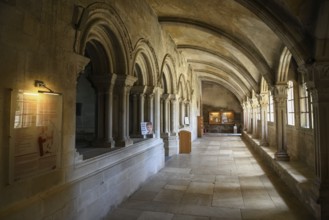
[145,0,317,102]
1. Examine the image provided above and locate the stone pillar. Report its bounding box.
[252,97,259,138]
[147,93,154,123]
[153,87,162,138]
[162,94,179,156]
[132,93,139,136]
[273,84,290,161]
[89,74,117,148]
[180,99,185,127]
[259,93,269,146]
[242,102,247,131]
[161,94,170,136]
[247,99,252,134]
[130,86,147,138]
[301,63,329,219]
[106,74,117,148]
[115,75,137,147]
[170,95,177,135]
[139,93,145,123]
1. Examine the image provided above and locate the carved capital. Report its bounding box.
[273,84,287,104]
[259,93,269,106]
[115,74,138,87]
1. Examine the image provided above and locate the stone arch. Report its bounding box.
[73,3,136,150]
[177,74,188,100]
[277,47,292,83]
[159,54,177,94]
[260,77,269,93]
[132,39,159,86]
[74,2,132,75]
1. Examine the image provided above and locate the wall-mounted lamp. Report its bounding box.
[34,80,61,95]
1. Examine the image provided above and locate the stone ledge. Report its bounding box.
[242,132,319,219]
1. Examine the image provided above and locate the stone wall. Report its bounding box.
[286,126,315,170]
[0,0,193,219]
[1,140,164,220]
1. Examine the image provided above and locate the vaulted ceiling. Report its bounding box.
[145,0,318,102]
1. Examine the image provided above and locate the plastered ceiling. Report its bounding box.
[145,0,317,102]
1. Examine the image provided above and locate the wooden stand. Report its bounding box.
[179,130,191,153]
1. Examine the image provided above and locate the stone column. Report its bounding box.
[273,84,290,161]
[115,75,137,147]
[300,63,329,219]
[247,99,252,134]
[89,74,117,148]
[139,93,145,123]
[161,94,170,136]
[259,93,269,146]
[252,97,259,138]
[242,102,248,131]
[106,74,117,148]
[131,93,139,136]
[130,86,146,138]
[153,87,162,138]
[170,95,177,135]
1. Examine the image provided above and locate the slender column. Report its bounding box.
[161,94,170,135]
[170,95,177,135]
[115,75,137,147]
[178,98,183,127]
[160,96,164,133]
[153,87,162,138]
[106,74,117,147]
[242,102,247,131]
[181,99,186,126]
[259,93,269,146]
[132,93,139,135]
[247,99,252,134]
[139,93,145,122]
[89,74,117,147]
[252,97,259,138]
[273,84,290,161]
[147,93,154,123]
[130,86,147,137]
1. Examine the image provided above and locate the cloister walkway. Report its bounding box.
[107,134,315,220]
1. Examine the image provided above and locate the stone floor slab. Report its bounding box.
[108,135,315,220]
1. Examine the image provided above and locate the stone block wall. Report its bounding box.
[1,140,164,220]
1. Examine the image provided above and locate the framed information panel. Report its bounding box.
[209,111,221,124]
[9,90,62,183]
[209,111,235,125]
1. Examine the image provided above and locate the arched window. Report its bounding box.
[267,91,274,122]
[299,83,313,128]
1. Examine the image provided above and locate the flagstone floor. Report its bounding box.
[107,134,315,220]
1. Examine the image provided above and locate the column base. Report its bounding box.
[260,139,269,147]
[91,139,115,148]
[275,150,290,161]
[162,135,178,156]
[115,138,133,147]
